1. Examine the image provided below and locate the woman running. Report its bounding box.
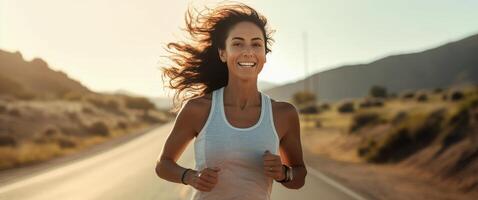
[155,3,307,200]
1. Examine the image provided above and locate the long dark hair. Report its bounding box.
[161,2,274,112]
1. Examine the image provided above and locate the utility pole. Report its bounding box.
[303,31,309,92]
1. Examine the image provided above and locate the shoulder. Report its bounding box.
[180,93,212,118]
[178,93,213,134]
[270,98,300,136]
[184,93,212,110]
[270,98,299,118]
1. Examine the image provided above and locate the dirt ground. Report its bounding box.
[302,133,478,200]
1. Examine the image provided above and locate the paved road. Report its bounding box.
[0,123,367,200]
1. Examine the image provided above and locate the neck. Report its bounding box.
[223,78,260,110]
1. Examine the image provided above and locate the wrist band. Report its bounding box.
[181,168,191,185]
[277,164,292,183]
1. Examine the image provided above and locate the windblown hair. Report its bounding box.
[161,2,274,112]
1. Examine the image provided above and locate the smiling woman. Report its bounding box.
[156,2,307,200]
[160,2,273,113]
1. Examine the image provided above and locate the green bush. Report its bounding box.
[116,121,128,129]
[358,139,377,157]
[57,137,76,148]
[366,128,413,163]
[391,111,408,125]
[361,108,446,163]
[319,103,330,111]
[359,98,384,108]
[451,91,464,101]
[7,108,21,117]
[369,85,387,98]
[88,121,110,136]
[292,90,316,107]
[0,135,17,147]
[433,88,443,93]
[441,104,470,148]
[299,105,319,114]
[338,102,355,113]
[125,96,155,115]
[402,92,415,99]
[0,104,6,113]
[350,112,381,133]
[315,120,322,128]
[105,99,120,111]
[82,107,94,114]
[62,91,84,101]
[417,94,428,102]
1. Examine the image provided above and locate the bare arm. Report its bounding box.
[279,103,307,189]
[155,99,220,192]
[155,100,197,184]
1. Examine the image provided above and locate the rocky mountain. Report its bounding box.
[265,33,478,102]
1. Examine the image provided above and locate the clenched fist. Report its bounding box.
[185,167,221,192]
[262,150,285,181]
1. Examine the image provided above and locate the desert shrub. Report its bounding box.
[86,96,123,114]
[86,96,109,109]
[451,91,464,101]
[359,98,384,108]
[88,121,110,136]
[362,108,446,163]
[299,105,319,114]
[315,120,322,128]
[319,103,330,111]
[117,121,128,129]
[442,94,448,100]
[388,93,398,99]
[292,91,316,107]
[66,111,79,121]
[141,113,164,124]
[392,111,408,125]
[62,91,84,101]
[402,92,415,99]
[442,98,478,148]
[57,137,76,148]
[0,135,17,147]
[365,128,413,163]
[0,104,6,113]
[350,112,381,133]
[105,99,120,111]
[369,85,387,98]
[82,107,94,114]
[338,102,355,113]
[43,126,60,137]
[433,88,443,93]
[358,139,377,157]
[417,94,428,102]
[15,91,36,100]
[412,108,446,146]
[125,96,155,115]
[7,108,21,117]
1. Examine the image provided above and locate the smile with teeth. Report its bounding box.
[238,62,256,68]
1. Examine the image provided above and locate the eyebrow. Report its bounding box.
[232,37,263,41]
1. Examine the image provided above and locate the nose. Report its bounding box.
[242,46,254,57]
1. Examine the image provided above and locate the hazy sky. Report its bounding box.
[1,0,477,98]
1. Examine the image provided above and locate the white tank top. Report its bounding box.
[190,86,280,200]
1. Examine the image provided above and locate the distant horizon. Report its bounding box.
[77,30,478,99]
[2,30,477,99]
[2,0,478,98]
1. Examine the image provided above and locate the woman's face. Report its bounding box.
[219,21,266,81]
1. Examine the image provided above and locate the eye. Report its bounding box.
[253,43,262,47]
[232,43,242,47]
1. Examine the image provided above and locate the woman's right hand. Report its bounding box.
[185,167,221,192]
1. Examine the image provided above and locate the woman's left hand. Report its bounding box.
[262,150,285,181]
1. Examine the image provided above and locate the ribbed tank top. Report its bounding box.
[190,86,280,200]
